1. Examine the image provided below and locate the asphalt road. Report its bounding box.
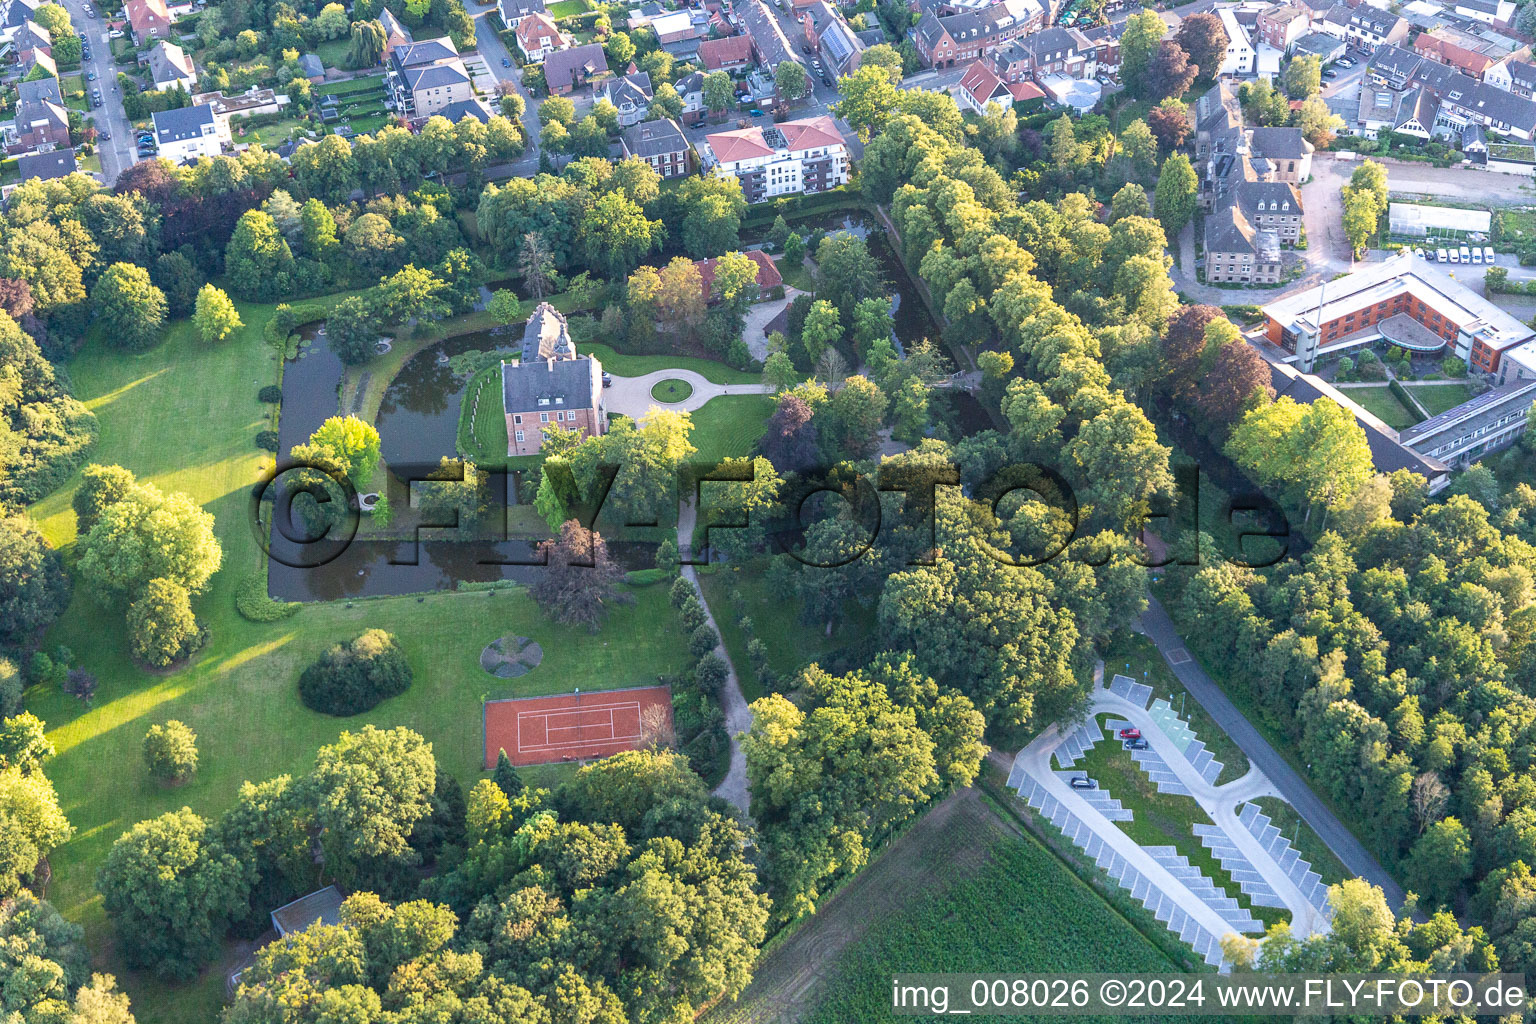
[470,5,544,174]
[1139,597,1408,911]
[62,0,136,185]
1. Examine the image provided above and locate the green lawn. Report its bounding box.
[316,73,385,96]
[1075,716,1287,930]
[1344,385,1419,429]
[683,393,774,468]
[458,360,509,465]
[1252,797,1350,888]
[651,378,694,403]
[60,73,88,112]
[235,116,310,146]
[1408,381,1475,416]
[548,0,589,14]
[699,560,876,701]
[313,37,351,69]
[25,303,693,1024]
[584,343,761,384]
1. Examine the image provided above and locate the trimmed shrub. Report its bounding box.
[235,569,299,623]
[258,385,283,403]
[143,720,198,783]
[298,628,412,716]
[256,430,280,451]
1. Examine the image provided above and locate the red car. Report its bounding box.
[1118,727,1142,740]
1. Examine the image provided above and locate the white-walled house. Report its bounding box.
[1218,8,1256,76]
[152,104,228,164]
[697,116,848,201]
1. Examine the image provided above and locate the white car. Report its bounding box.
[1472,247,1484,263]
[1437,247,1448,262]
[1485,246,1497,263]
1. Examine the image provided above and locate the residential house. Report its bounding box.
[1217,7,1256,75]
[695,250,782,303]
[737,0,800,72]
[955,58,1044,112]
[1205,204,1283,284]
[1199,120,1309,284]
[1020,25,1095,78]
[146,40,196,92]
[1355,84,1434,138]
[1291,30,1345,64]
[431,96,497,124]
[191,86,290,133]
[13,19,49,62]
[124,0,171,44]
[387,37,473,117]
[502,304,606,457]
[1450,0,1515,25]
[911,0,1041,68]
[649,9,700,43]
[620,117,690,177]
[0,0,43,44]
[802,1,865,78]
[497,0,547,27]
[15,147,76,183]
[1079,23,1121,77]
[298,53,325,82]
[543,42,608,94]
[1194,80,1241,159]
[698,114,848,201]
[378,7,413,57]
[1485,57,1536,97]
[1321,2,1407,54]
[152,103,228,164]
[9,78,69,153]
[1415,30,1497,78]
[600,70,654,126]
[1257,4,1310,52]
[698,34,753,71]
[21,48,55,81]
[515,11,567,62]
[674,69,706,123]
[1246,126,1314,181]
[1366,44,1536,140]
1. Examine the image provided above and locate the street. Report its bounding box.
[61,0,136,185]
[470,6,543,174]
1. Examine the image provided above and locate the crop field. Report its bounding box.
[709,789,1199,1024]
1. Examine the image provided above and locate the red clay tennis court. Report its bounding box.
[483,684,674,767]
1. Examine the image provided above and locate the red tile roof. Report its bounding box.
[125,0,170,36]
[695,250,782,300]
[705,125,775,163]
[698,33,752,69]
[775,114,842,151]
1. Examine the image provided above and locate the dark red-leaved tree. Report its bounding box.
[760,394,821,475]
[1198,340,1276,428]
[1175,12,1229,80]
[1146,41,1198,102]
[1147,101,1192,152]
[1160,303,1223,404]
[530,520,632,631]
[114,158,183,205]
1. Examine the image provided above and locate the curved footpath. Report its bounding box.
[604,369,772,422]
[1138,598,1406,909]
[676,495,753,816]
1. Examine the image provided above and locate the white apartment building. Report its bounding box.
[1218,8,1256,76]
[698,116,848,201]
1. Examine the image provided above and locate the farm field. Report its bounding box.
[709,789,1199,1024]
[25,302,692,1023]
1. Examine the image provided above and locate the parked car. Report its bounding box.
[1337,57,1354,67]
[1322,68,1338,78]
[1125,738,1149,750]
[748,107,764,116]
[601,372,612,388]
[1069,776,1097,790]
[1472,247,1484,263]
[1437,247,1449,262]
[108,27,123,36]
[1485,246,1497,263]
[1118,727,1141,739]
[501,56,510,66]
[1460,244,1472,262]
[1450,247,1460,262]
[87,71,97,80]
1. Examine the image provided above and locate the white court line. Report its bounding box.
[515,701,642,752]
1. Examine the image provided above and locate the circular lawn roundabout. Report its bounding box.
[650,378,694,403]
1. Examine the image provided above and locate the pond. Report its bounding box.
[762,209,944,357]
[267,325,653,602]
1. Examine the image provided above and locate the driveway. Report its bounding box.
[1138,598,1406,909]
[604,369,773,423]
[62,0,135,184]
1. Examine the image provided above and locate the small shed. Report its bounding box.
[270,886,346,937]
[298,53,325,82]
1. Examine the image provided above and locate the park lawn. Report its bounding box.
[1101,632,1248,786]
[314,36,351,68]
[237,116,309,146]
[683,394,774,467]
[698,561,875,701]
[458,361,509,465]
[1075,718,1287,930]
[345,113,392,135]
[1410,381,1475,416]
[26,303,693,1024]
[584,343,761,384]
[651,378,694,403]
[1347,385,1419,429]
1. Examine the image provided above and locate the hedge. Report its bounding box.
[235,568,301,622]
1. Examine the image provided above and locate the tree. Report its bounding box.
[315,1,350,37]
[492,749,523,797]
[581,192,660,277]
[801,299,842,365]
[1197,338,1275,428]
[300,199,340,263]
[72,464,136,536]
[33,3,73,38]
[703,70,734,115]
[152,251,201,317]
[1293,95,1343,148]
[1146,41,1197,101]
[0,764,71,897]
[1342,187,1381,256]
[347,19,386,68]
[1404,817,1473,908]
[816,231,882,322]
[1284,54,1322,99]
[225,210,295,300]
[0,712,53,775]
[1175,12,1228,78]
[775,60,810,103]
[1119,8,1166,97]
[0,514,71,649]
[92,263,166,352]
[1110,182,1153,221]
[142,721,199,783]
[1240,77,1290,126]
[679,175,747,258]
[1154,152,1198,237]
[0,893,99,1018]
[834,64,901,141]
[327,295,381,365]
[192,284,242,345]
[309,726,437,878]
[518,231,557,301]
[540,95,576,127]
[530,521,629,631]
[1050,114,1086,173]
[1350,158,1389,210]
[97,808,248,979]
[290,416,382,490]
[127,578,202,668]
[648,82,684,121]
[1117,119,1158,180]
[860,42,905,84]
[299,629,413,716]
[1147,97,1191,151]
[291,134,359,207]
[75,482,222,599]
[606,29,635,67]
